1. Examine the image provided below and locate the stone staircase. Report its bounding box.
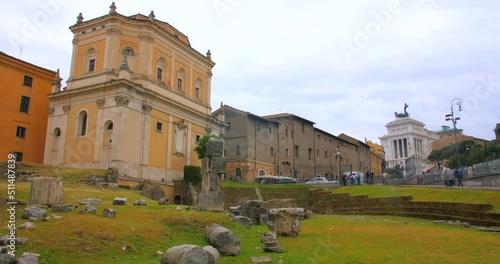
[312,190,500,227]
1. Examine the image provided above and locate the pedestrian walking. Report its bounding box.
[454,167,464,187]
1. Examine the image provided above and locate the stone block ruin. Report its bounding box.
[198,138,226,212]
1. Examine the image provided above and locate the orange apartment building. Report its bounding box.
[0,51,56,163]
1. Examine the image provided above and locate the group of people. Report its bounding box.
[441,160,464,187]
[339,171,374,186]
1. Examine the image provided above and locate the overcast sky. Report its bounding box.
[1,0,499,144]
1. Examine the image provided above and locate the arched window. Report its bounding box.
[235,168,242,181]
[258,169,266,176]
[156,57,166,81]
[236,145,241,156]
[85,48,97,73]
[177,68,185,91]
[195,78,202,99]
[51,127,61,151]
[102,120,113,147]
[122,48,134,56]
[77,111,88,136]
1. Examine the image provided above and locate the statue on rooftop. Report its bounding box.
[395,103,410,118]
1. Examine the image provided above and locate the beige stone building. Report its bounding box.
[214,105,370,183]
[431,126,490,150]
[44,5,225,189]
[216,105,279,182]
[365,139,385,177]
[338,134,371,174]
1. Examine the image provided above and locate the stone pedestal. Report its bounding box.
[268,208,304,236]
[29,177,63,206]
[198,192,224,212]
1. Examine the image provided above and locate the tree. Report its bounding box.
[183,165,202,186]
[385,163,404,178]
[194,135,221,159]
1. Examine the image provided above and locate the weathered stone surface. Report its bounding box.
[185,183,198,206]
[0,251,16,264]
[251,256,272,263]
[19,222,35,230]
[113,198,127,205]
[102,208,116,218]
[17,252,40,264]
[141,180,165,201]
[79,198,102,205]
[305,210,315,219]
[198,192,224,212]
[28,217,39,222]
[133,200,147,206]
[259,214,269,226]
[161,244,208,264]
[199,137,226,212]
[205,223,240,256]
[261,232,283,253]
[107,167,119,183]
[206,138,224,157]
[158,198,170,205]
[22,207,47,219]
[202,245,220,264]
[268,208,304,236]
[78,205,97,214]
[433,220,446,224]
[51,204,74,212]
[29,177,63,206]
[261,198,297,211]
[234,216,253,228]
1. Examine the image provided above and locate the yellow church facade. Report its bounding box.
[44,5,225,183]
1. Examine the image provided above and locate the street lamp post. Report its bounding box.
[445,98,463,168]
[336,145,341,186]
[107,139,112,169]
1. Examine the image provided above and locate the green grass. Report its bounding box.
[331,185,500,212]
[1,164,499,263]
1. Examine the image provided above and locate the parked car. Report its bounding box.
[305,176,331,184]
[255,175,297,184]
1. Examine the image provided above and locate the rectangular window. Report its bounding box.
[195,134,201,143]
[325,151,328,158]
[285,148,289,158]
[316,149,320,156]
[309,148,313,160]
[227,122,231,129]
[195,87,200,98]
[13,152,23,162]
[19,96,30,113]
[156,68,162,80]
[156,122,163,132]
[268,126,272,134]
[23,76,33,87]
[270,147,274,156]
[177,78,182,90]
[256,123,260,131]
[295,145,299,158]
[16,126,26,139]
[89,59,95,72]
[285,129,288,137]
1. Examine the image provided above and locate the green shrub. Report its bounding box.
[183,165,202,185]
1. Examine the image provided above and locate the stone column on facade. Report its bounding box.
[141,102,152,178]
[170,54,176,89]
[138,33,154,79]
[105,27,122,73]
